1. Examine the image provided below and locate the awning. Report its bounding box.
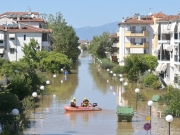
[0,48,4,54]
[153,24,159,34]
[130,48,144,54]
[9,34,15,38]
[160,63,167,72]
[166,45,173,51]
[170,22,176,33]
[163,44,170,50]
[0,34,4,40]
[156,63,163,72]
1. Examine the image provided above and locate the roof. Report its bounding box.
[0,12,39,16]
[158,15,179,21]
[0,24,52,33]
[119,17,153,25]
[18,18,46,23]
[152,12,166,18]
[109,33,117,38]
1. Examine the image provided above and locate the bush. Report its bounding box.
[113,65,124,74]
[143,74,161,89]
[0,130,11,135]
[100,59,114,69]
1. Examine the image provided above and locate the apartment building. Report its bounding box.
[155,14,180,85]
[0,11,52,61]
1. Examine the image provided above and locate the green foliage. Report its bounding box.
[21,38,40,68]
[47,12,80,63]
[7,75,32,100]
[112,65,124,74]
[0,93,20,113]
[123,54,158,81]
[41,51,72,73]
[0,130,11,135]
[100,59,114,69]
[81,45,88,51]
[159,86,180,116]
[89,32,112,58]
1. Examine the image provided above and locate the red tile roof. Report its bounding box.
[119,17,153,25]
[152,12,166,18]
[18,18,46,23]
[158,15,179,21]
[109,33,117,38]
[1,24,52,33]
[0,12,39,16]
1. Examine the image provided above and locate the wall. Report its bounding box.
[6,32,42,61]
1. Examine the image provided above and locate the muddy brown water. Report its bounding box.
[23,51,180,135]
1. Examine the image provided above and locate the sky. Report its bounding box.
[1,0,180,28]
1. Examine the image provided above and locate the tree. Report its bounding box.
[47,12,80,63]
[123,54,158,81]
[89,32,112,58]
[40,51,72,73]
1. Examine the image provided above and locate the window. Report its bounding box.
[42,33,47,41]
[0,40,3,43]
[10,38,14,40]
[10,48,15,54]
[142,26,146,31]
[144,49,147,54]
[130,26,136,33]
[24,35,26,41]
[141,38,146,44]
[130,38,135,44]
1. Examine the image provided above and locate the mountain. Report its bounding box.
[74,21,119,41]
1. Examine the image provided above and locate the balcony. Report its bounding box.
[125,43,149,48]
[125,30,148,37]
[158,54,170,61]
[117,42,120,48]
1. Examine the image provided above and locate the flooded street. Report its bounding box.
[23,51,180,135]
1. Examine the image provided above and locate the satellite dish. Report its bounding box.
[31,14,34,18]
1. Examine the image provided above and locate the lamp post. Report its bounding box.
[12,108,19,133]
[53,74,56,91]
[46,80,50,85]
[40,85,44,104]
[166,115,173,135]
[147,100,153,125]
[107,69,109,72]
[119,78,124,105]
[135,88,140,111]
[32,92,37,114]
[113,73,116,87]
[148,69,151,73]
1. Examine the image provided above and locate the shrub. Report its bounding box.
[113,65,124,74]
[143,74,161,89]
[100,59,114,69]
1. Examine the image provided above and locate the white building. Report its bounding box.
[155,15,180,85]
[0,11,52,61]
[118,13,154,66]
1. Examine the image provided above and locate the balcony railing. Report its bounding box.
[158,54,170,61]
[125,30,148,36]
[174,55,180,62]
[125,43,148,48]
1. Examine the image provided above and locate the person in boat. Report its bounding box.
[70,97,77,108]
[81,97,92,107]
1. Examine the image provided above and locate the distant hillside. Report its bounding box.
[74,21,119,41]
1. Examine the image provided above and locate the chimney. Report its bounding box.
[122,17,124,22]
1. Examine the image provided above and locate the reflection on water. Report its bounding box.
[23,51,180,135]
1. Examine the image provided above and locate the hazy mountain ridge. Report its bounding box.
[74,21,119,41]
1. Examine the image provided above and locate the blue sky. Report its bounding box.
[1,0,180,28]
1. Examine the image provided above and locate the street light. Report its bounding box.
[32,92,37,114]
[46,80,50,85]
[14,70,18,75]
[119,78,124,105]
[12,108,19,133]
[113,73,116,86]
[166,115,173,135]
[147,100,153,124]
[148,69,151,73]
[119,74,123,78]
[40,85,44,104]
[107,69,109,72]
[135,88,140,111]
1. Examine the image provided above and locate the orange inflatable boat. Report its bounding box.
[64,103,102,111]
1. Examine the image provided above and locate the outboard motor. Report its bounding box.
[93,103,98,107]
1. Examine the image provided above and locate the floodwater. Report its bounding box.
[23,51,180,135]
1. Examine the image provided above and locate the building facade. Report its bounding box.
[0,11,52,61]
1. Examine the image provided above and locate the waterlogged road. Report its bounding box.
[23,51,180,135]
